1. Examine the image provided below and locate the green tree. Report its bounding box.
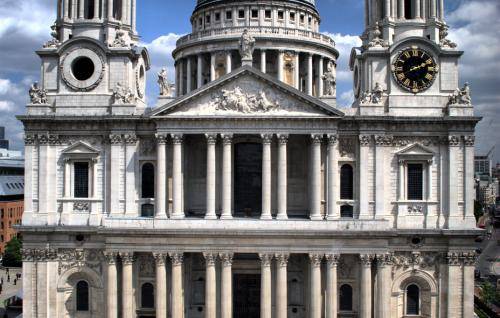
[474,200,484,222]
[480,282,499,306]
[2,237,22,268]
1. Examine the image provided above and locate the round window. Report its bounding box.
[72,57,95,81]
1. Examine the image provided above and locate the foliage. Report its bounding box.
[2,237,22,268]
[480,282,500,306]
[474,200,484,222]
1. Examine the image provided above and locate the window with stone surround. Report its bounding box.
[141,283,155,308]
[61,141,100,200]
[74,162,90,198]
[76,280,89,311]
[406,284,420,315]
[340,164,354,200]
[407,164,423,200]
[396,144,434,202]
[339,284,353,311]
[84,0,95,19]
[141,163,155,199]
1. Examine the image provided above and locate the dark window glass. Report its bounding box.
[142,163,155,198]
[406,284,420,315]
[251,9,258,18]
[215,12,220,21]
[141,283,155,308]
[340,205,353,218]
[113,0,122,19]
[265,10,272,19]
[226,10,232,20]
[405,0,413,19]
[141,204,155,218]
[76,281,89,311]
[278,11,284,20]
[340,164,354,200]
[74,162,89,198]
[339,284,353,311]
[407,164,423,200]
[290,12,296,21]
[238,10,245,19]
[84,0,94,19]
[205,15,211,24]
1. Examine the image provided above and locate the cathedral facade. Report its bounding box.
[20,0,480,317]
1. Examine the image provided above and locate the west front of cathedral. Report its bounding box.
[19,0,480,317]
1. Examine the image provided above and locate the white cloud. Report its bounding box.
[0,100,14,112]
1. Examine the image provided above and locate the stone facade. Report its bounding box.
[20,0,480,317]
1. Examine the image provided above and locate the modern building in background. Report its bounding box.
[20,0,480,318]
[0,127,9,150]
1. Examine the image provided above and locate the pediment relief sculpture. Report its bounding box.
[212,87,279,114]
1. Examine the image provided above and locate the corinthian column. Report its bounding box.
[325,254,339,318]
[203,253,217,318]
[153,253,168,318]
[170,252,184,318]
[120,252,135,318]
[259,254,272,318]
[277,135,288,220]
[275,253,289,318]
[206,134,217,219]
[278,50,284,82]
[310,135,323,220]
[376,254,392,318]
[327,135,338,220]
[261,50,267,73]
[104,252,118,318]
[197,54,204,89]
[359,254,374,318]
[261,134,272,220]
[156,134,168,217]
[171,134,184,219]
[220,253,234,318]
[309,254,322,318]
[221,135,233,219]
[307,54,313,95]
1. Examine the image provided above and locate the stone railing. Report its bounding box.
[176,26,335,47]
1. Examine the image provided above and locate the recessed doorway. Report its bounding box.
[234,142,262,217]
[233,274,261,318]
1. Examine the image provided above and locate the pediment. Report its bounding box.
[62,141,100,158]
[396,143,434,158]
[150,66,344,118]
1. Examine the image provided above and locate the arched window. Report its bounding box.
[141,163,155,199]
[340,164,354,200]
[339,284,353,311]
[141,204,155,218]
[141,283,155,308]
[76,280,89,311]
[406,284,420,315]
[84,0,95,19]
[340,205,353,218]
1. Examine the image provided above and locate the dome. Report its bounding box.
[195,0,317,12]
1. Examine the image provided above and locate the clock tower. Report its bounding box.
[350,0,472,117]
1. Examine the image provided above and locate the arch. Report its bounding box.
[340,164,354,200]
[141,162,155,198]
[141,282,155,308]
[57,266,103,290]
[339,284,353,311]
[76,280,90,311]
[392,269,438,318]
[406,284,420,315]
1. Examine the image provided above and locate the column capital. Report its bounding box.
[277,134,289,144]
[309,253,323,267]
[109,133,123,144]
[359,134,372,146]
[205,134,218,145]
[463,135,475,147]
[219,252,234,266]
[103,251,119,265]
[327,134,338,145]
[119,252,135,265]
[359,254,375,266]
[222,134,233,145]
[325,253,340,266]
[203,252,218,266]
[123,134,138,145]
[259,253,273,266]
[169,252,184,265]
[462,251,478,266]
[376,253,393,267]
[153,252,168,265]
[311,134,323,144]
[448,135,461,147]
[374,135,394,146]
[261,134,273,144]
[275,253,289,267]
[155,133,168,144]
[171,134,184,144]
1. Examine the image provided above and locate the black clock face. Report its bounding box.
[393,48,438,93]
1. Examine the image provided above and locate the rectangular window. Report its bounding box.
[226,10,232,20]
[407,164,423,200]
[251,9,259,19]
[215,12,220,21]
[300,14,305,24]
[265,10,272,19]
[238,9,245,19]
[74,162,89,198]
[278,11,284,20]
[205,15,211,24]
[290,12,296,22]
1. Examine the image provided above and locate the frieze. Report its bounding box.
[407,205,423,214]
[58,249,102,275]
[339,136,356,157]
[73,202,90,213]
[22,248,58,262]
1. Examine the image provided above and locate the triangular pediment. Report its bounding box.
[396,143,434,157]
[62,141,100,157]
[149,66,344,118]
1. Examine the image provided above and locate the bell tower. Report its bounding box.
[28,0,150,116]
[350,0,470,117]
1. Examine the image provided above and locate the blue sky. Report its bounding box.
[0,0,499,162]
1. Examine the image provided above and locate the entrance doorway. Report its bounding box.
[234,143,262,217]
[233,274,261,318]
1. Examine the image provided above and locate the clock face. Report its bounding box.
[392,48,438,93]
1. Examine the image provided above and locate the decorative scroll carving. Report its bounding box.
[239,29,255,61]
[24,134,37,146]
[259,253,273,266]
[170,252,184,266]
[448,83,472,106]
[311,134,323,144]
[374,135,394,146]
[205,134,217,145]
[123,134,138,145]
[448,135,461,147]
[462,252,477,266]
[275,253,289,267]
[407,205,423,214]
[309,253,323,267]
[446,252,461,266]
[219,253,233,266]
[376,253,393,266]
[22,248,58,262]
[171,134,183,145]
[153,253,167,266]
[277,134,289,145]
[58,249,102,274]
[391,136,448,147]
[120,252,135,265]
[73,202,90,212]
[203,252,217,266]
[109,134,123,144]
[359,254,375,266]
[139,137,155,156]
[463,135,475,147]
[138,254,155,277]
[212,87,280,113]
[325,254,340,266]
[261,134,273,144]
[155,134,168,145]
[103,251,118,265]
[327,135,338,146]
[221,134,233,145]
[339,137,356,156]
[29,82,48,105]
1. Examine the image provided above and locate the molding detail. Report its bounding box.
[463,135,475,147]
[359,135,372,146]
[259,253,273,266]
[203,252,217,266]
[448,135,461,147]
[309,253,323,267]
[170,252,184,266]
[359,254,375,266]
[219,253,234,267]
[275,253,289,267]
[153,253,168,266]
[325,254,340,266]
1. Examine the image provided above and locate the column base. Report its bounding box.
[276,215,288,220]
[171,213,185,220]
[260,215,273,220]
[204,214,217,220]
[220,214,233,220]
[326,215,338,221]
[310,215,323,221]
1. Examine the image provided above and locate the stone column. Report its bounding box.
[94,0,100,19]
[156,134,168,217]
[221,135,233,219]
[171,134,184,219]
[21,253,33,318]
[220,253,234,318]
[153,253,168,318]
[376,254,392,318]
[178,59,184,97]
[374,136,386,219]
[210,53,216,81]
[464,136,476,225]
[463,252,476,318]
[294,53,300,90]
[359,135,371,219]
[226,51,232,74]
[446,252,461,317]
[439,0,444,20]
[104,252,118,318]
[186,57,192,93]
[259,254,272,318]
[398,0,405,18]
[278,50,284,82]
[327,135,338,220]
[261,50,267,73]
[310,135,322,220]
[359,254,374,318]
[203,253,217,318]
[309,254,322,318]
[205,134,217,219]
[307,54,313,95]
[385,0,391,18]
[121,0,127,23]
[78,0,84,18]
[261,134,272,220]
[430,0,436,18]
[364,0,370,26]
[277,135,288,220]
[415,0,421,18]
[275,253,289,318]
[64,0,70,19]
[109,134,122,214]
[120,252,135,318]
[107,0,113,19]
[325,254,339,318]
[317,56,324,97]
[131,0,136,30]
[197,54,204,89]
[170,252,184,318]
[448,136,459,226]
[124,134,138,216]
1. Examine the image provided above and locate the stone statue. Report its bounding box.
[239,29,255,61]
[449,82,472,105]
[371,82,384,104]
[43,22,60,48]
[360,90,371,104]
[368,22,389,48]
[29,82,48,104]
[439,26,457,49]
[212,87,279,113]
[111,23,128,47]
[157,68,172,96]
[113,82,136,104]
[321,61,337,96]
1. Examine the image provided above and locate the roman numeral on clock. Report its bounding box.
[425,73,433,80]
